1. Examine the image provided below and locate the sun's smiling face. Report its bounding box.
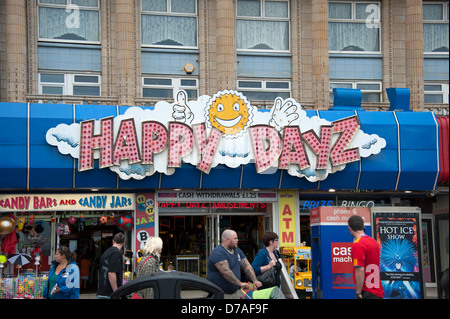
[207,91,252,137]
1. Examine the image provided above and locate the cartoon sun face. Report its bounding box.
[206,90,253,138]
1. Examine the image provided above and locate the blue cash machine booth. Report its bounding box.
[311,206,371,299]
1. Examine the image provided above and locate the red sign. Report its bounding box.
[310,206,371,226]
[135,193,155,253]
[331,242,355,289]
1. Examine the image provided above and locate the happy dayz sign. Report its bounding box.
[46,90,386,181]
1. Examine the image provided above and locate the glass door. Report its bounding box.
[205,214,219,258]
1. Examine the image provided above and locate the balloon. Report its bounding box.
[116,213,133,231]
[0,216,15,235]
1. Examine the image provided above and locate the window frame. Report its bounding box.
[424,83,449,104]
[236,0,291,53]
[37,0,101,45]
[328,1,382,54]
[237,79,291,100]
[142,76,199,99]
[422,1,449,55]
[39,73,101,96]
[329,81,382,103]
[141,0,198,49]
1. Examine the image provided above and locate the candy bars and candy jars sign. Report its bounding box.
[46,90,386,181]
[0,194,134,212]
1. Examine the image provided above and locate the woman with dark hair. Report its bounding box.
[251,232,282,289]
[43,246,80,299]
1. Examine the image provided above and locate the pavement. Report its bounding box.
[79,287,440,299]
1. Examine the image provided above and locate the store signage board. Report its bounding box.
[310,206,371,226]
[156,190,277,202]
[0,194,134,212]
[372,207,424,299]
[47,90,386,181]
[279,191,297,246]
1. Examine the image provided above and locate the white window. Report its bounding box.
[142,77,198,99]
[141,0,197,48]
[237,79,291,100]
[423,2,449,53]
[39,73,101,96]
[330,81,382,102]
[424,83,449,103]
[328,1,381,53]
[237,0,290,51]
[38,0,100,43]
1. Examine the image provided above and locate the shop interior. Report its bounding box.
[158,202,272,278]
[7,211,133,293]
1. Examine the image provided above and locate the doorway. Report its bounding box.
[158,202,272,277]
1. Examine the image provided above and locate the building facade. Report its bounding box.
[0,0,448,113]
[0,0,449,298]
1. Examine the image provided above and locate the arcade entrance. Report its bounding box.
[158,202,273,277]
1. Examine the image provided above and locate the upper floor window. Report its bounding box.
[424,83,449,103]
[328,1,381,53]
[330,81,382,103]
[141,0,197,48]
[238,79,290,100]
[423,2,449,53]
[237,0,290,51]
[38,0,100,43]
[39,73,101,96]
[142,77,198,99]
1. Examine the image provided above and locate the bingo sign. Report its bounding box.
[135,193,155,252]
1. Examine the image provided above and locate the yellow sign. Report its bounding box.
[278,191,296,246]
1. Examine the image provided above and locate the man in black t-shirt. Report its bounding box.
[97,233,125,299]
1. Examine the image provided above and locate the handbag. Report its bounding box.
[256,249,279,288]
[131,256,154,299]
[257,266,277,288]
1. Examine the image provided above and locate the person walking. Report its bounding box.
[252,232,282,289]
[134,236,163,298]
[97,233,125,299]
[43,246,80,299]
[206,229,262,299]
[348,215,384,299]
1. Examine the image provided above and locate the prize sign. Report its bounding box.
[135,193,155,252]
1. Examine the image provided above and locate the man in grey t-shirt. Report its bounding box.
[206,229,262,298]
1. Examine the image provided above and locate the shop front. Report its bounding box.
[154,190,277,277]
[0,193,135,294]
[0,88,448,298]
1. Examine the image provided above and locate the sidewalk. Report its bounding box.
[79,287,440,299]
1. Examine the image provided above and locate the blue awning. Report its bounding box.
[0,102,440,191]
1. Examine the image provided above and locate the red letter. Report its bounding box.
[282,232,294,243]
[302,125,333,170]
[249,125,282,173]
[142,121,168,164]
[79,117,113,171]
[193,123,223,174]
[113,119,141,165]
[168,122,194,167]
[330,116,360,166]
[282,204,292,215]
[279,126,310,170]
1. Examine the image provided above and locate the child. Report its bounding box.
[80,254,91,290]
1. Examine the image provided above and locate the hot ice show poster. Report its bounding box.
[372,208,424,299]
